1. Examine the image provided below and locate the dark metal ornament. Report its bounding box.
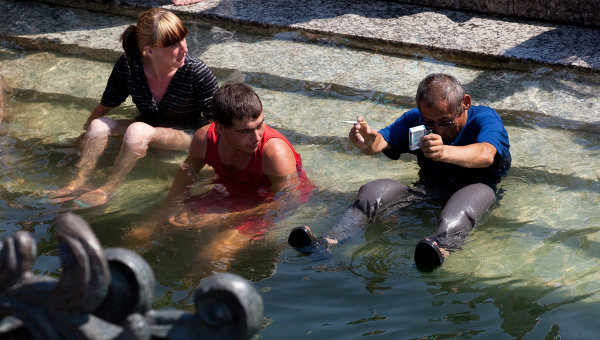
[0,213,264,340]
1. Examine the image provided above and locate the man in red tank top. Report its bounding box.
[154,83,312,266]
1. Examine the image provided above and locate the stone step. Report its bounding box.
[387,0,600,28]
[0,0,599,126]
[30,0,600,73]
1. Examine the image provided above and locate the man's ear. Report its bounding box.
[462,94,472,111]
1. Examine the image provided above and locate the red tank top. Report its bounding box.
[203,123,309,193]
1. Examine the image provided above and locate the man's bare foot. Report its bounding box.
[74,188,110,208]
[171,0,202,5]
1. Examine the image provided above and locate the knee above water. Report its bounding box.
[87,118,113,138]
[123,122,154,147]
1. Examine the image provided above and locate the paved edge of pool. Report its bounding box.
[27,0,600,74]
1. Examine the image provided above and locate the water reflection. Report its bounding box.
[425,274,599,338]
[344,232,600,338]
[312,192,600,338]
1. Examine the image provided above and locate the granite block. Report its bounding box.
[514,0,600,27]
[394,0,600,27]
[26,0,600,73]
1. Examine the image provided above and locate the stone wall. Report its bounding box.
[394,0,600,27]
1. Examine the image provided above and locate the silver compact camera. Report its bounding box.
[409,125,430,151]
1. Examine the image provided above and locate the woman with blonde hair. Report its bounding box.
[51,8,218,207]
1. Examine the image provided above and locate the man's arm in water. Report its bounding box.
[165,125,209,205]
[126,127,207,240]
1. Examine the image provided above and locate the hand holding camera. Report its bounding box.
[410,125,447,162]
[409,125,430,151]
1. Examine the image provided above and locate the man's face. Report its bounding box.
[419,95,468,142]
[219,113,265,154]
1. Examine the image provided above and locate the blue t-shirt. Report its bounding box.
[378,106,511,196]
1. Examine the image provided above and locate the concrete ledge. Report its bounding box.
[30,0,600,73]
[392,0,600,28]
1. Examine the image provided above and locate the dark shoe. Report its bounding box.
[414,238,445,271]
[288,225,316,252]
[288,226,331,258]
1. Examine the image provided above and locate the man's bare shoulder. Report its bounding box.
[190,123,212,160]
[263,137,297,177]
[194,124,212,139]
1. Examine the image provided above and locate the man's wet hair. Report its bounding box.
[416,73,465,115]
[211,83,263,127]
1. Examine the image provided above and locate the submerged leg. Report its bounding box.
[50,118,130,198]
[414,183,496,271]
[289,179,414,256]
[75,124,191,207]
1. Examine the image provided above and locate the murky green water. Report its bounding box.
[1,21,600,339]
